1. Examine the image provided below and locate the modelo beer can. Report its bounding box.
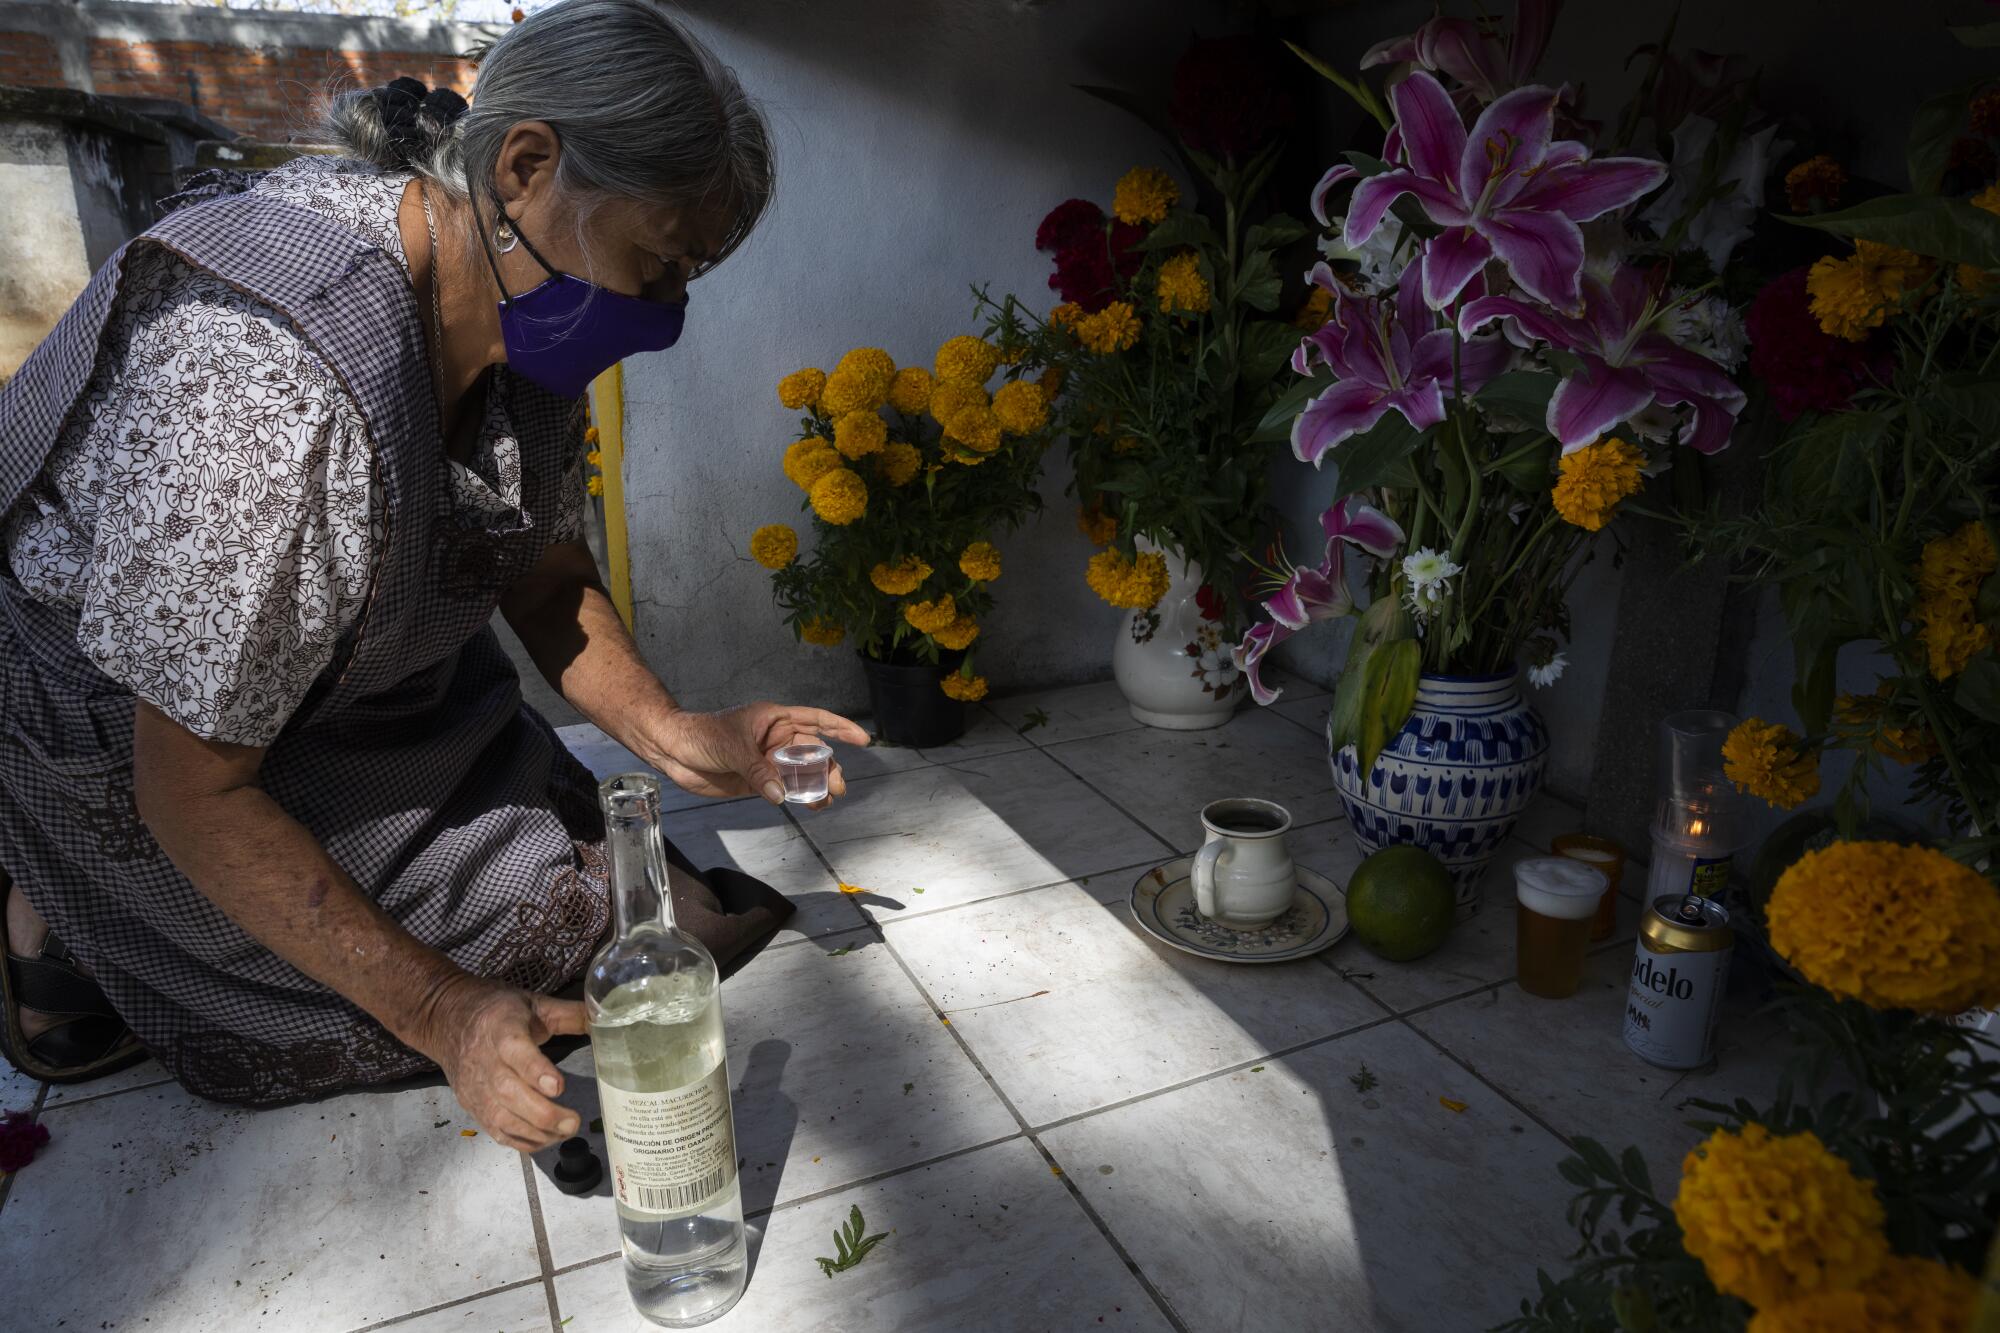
[1623,894,1732,1069]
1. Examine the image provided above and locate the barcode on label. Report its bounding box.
[633,1163,730,1214]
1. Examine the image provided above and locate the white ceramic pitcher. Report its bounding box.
[1191,799,1296,927]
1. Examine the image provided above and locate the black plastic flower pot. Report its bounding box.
[858,651,967,749]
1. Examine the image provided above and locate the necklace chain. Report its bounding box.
[418,180,447,423]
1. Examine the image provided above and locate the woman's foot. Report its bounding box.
[2,876,146,1083]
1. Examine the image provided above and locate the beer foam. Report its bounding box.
[1514,856,1607,920]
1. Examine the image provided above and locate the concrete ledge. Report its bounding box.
[0,82,165,144]
[0,1,494,62]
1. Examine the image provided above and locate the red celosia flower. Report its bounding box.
[1745,266,1886,421]
[0,1111,50,1174]
[1035,199,1106,255]
[1170,35,1296,160]
[1048,222,1144,313]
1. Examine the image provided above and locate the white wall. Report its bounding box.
[620,0,1224,714]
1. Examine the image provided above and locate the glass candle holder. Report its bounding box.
[1551,833,1626,941]
[771,742,833,806]
[1647,710,1751,904]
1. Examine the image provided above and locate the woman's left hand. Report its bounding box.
[645,704,870,805]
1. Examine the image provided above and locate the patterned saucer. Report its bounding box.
[1129,857,1348,964]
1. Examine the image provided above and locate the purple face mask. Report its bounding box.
[476,191,687,400]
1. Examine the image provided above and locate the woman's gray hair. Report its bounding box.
[318,0,773,269]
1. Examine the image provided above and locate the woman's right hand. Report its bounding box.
[418,975,588,1152]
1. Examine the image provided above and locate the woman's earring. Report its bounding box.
[493,218,519,253]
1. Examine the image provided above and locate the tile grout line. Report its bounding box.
[1031,741,1189,859]
[863,857,1182,932]
[867,927,1196,1333]
[341,1275,551,1333]
[33,1074,176,1114]
[1394,1014,1583,1158]
[518,1149,565,1333]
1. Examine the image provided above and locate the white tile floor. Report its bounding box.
[0,681,1787,1333]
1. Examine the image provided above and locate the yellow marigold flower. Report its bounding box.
[800,617,845,647]
[940,672,989,701]
[1112,435,1142,454]
[777,368,826,411]
[1077,505,1118,546]
[997,343,1025,365]
[808,467,868,526]
[1783,155,1847,213]
[876,441,922,487]
[1807,240,1928,341]
[934,335,1000,387]
[903,594,958,635]
[1675,1123,1886,1309]
[932,615,981,651]
[823,347,896,416]
[1076,301,1142,355]
[944,404,1004,454]
[1086,548,1170,609]
[833,410,888,459]
[586,474,605,497]
[1722,718,1821,809]
[1156,252,1212,315]
[990,380,1050,436]
[1551,437,1646,532]
[1112,165,1179,226]
[1768,841,2000,1013]
[783,437,842,490]
[1749,1254,1978,1333]
[584,425,600,446]
[1039,365,1067,398]
[928,381,989,428]
[1833,685,1936,765]
[1293,286,1334,331]
[748,523,798,570]
[888,367,933,416]
[1915,521,1996,679]
[869,556,933,596]
[585,449,603,468]
[959,541,1002,582]
[1048,302,1085,331]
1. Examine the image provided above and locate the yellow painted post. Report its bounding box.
[589,364,635,631]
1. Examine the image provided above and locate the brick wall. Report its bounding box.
[0,2,486,142]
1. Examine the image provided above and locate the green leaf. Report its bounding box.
[1238,321,1299,392]
[1792,634,1841,736]
[1134,212,1218,254]
[1475,370,1558,426]
[814,1204,888,1277]
[1284,38,1391,130]
[1357,637,1420,778]
[1236,249,1283,312]
[1783,194,2000,269]
[1329,596,1411,757]
[1491,436,1556,494]
[1907,79,1986,193]
[1327,411,1425,498]
[1956,656,2000,723]
[1930,375,2000,436]
[1252,374,1322,444]
[1246,215,1313,253]
[1950,21,2000,46]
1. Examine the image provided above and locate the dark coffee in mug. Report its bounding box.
[1213,812,1283,834]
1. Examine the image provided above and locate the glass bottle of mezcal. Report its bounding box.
[588,774,746,1326]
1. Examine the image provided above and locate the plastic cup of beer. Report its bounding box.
[1550,834,1626,941]
[1515,856,1610,999]
[771,741,833,807]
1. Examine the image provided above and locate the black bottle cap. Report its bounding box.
[552,1135,602,1195]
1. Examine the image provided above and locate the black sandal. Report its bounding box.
[2,918,147,1085]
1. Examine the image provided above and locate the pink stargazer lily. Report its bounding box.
[1458,264,1748,454]
[1360,0,1560,109]
[1311,72,1666,313]
[1291,253,1510,467]
[1236,498,1405,705]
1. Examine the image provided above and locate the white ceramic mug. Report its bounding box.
[1191,798,1296,927]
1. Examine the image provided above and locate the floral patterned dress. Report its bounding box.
[0,157,610,1105]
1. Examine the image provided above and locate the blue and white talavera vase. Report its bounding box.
[1328,671,1550,912]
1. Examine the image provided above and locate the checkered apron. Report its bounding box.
[0,180,610,1105]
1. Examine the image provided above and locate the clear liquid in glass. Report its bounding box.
[771,742,831,805]
[589,774,747,1327]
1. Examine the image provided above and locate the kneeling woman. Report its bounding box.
[0,0,862,1149]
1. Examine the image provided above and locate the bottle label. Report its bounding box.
[598,1060,738,1217]
[1688,854,1732,900]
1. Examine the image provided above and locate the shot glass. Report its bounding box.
[1515,856,1609,999]
[771,741,833,807]
[1551,833,1626,941]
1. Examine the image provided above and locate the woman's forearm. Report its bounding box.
[501,541,685,758]
[131,705,467,1055]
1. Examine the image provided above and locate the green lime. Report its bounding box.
[1346,845,1456,961]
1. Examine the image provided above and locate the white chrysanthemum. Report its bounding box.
[1528,652,1568,688]
[1320,213,1407,292]
[1660,290,1748,372]
[1400,547,1461,616]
